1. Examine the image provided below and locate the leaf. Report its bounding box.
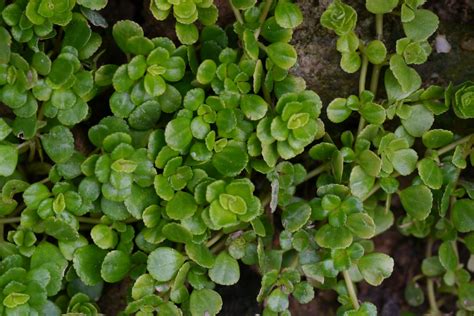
[73,245,107,286]
[391,148,418,176]
[422,129,454,149]
[166,191,197,220]
[281,201,311,232]
[101,250,131,283]
[358,150,382,177]
[147,247,186,282]
[275,0,303,29]
[212,141,249,177]
[418,158,443,190]
[185,243,215,268]
[358,253,394,286]
[176,23,198,45]
[266,42,297,70]
[196,59,217,85]
[438,241,457,271]
[165,117,193,152]
[340,52,361,73]
[365,0,398,14]
[315,224,353,249]
[349,166,375,199]
[267,288,289,312]
[346,213,376,239]
[0,144,18,177]
[403,9,439,41]
[41,126,75,164]
[399,184,433,220]
[112,20,144,53]
[241,94,268,121]
[31,242,68,296]
[389,55,421,94]
[208,252,240,285]
[327,98,351,123]
[452,199,474,233]
[189,289,223,316]
[401,104,434,137]
[77,0,108,10]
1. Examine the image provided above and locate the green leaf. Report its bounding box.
[438,241,457,271]
[293,282,315,304]
[391,148,418,176]
[358,253,394,286]
[176,23,198,45]
[241,94,268,121]
[148,247,186,282]
[403,9,439,41]
[401,104,434,137]
[275,0,303,29]
[358,150,381,177]
[165,117,193,152]
[73,245,107,286]
[267,288,289,312]
[196,59,217,85]
[346,213,376,239]
[389,54,421,94]
[281,201,311,232]
[266,42,297,70]
[78,0,108,10]
[452,199,474,233]
[422,129,453,149]
[399,184,432,220]
[41,126,75,164]
[166,191,197,220]
[185,243,215,268]
[404,282,425,307]
[208,251,240,285]
[212,141,249,177]
[112,20,144,53]
[365,40,387,64]
[418,158,443,190]
[340,52,361,73]
[365,0,398,14]
[0,144,18,177]
[189,289,223,316]
[327,98,351,123]
[101,250,131,283]
[315,224,353,249]
[349,166,375,199]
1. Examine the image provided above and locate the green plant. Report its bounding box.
[0,0,473,315]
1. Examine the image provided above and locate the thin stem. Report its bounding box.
[375,14,383,40]
[210,239,226,254]
[17,141,32,151]
[229,1,244,25]
[0,224,3,241]
[0,217,21,224]
[77,217,103,224]
[357,54,369,135]
[363,183,381,201]
[369,64,381,95]
[437,134,473,156]
[206,231,225,248]
[342,270,360,310]
[303,163,328,182]
[358,54,369,95]
[425,238,441,316]
[254,0,273,38]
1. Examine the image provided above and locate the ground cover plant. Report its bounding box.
[0,0,473,315]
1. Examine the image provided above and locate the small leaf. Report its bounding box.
[399,184,433,220]
[101,250,131,283]
[147,247,186,282]
[266,42,297,70]
[358,253,394,286]
[452,199,474,233]
[0,144,18,177]
[403,9,439,41]
[275,0,303,29]
[208,252,240,285]
[41,126,75,164]
[366,0,398,14]
[189,289,223,316]
[418,158,443,190]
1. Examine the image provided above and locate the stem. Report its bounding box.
[363,183,381,201]
[17,141,32,151]
[0,224,3,241]
[369,64,381,95]
[229,1,244,25]
[77,217,103,224]
[0,217,21,224]
[206,231,224,248]
[303,164,328,182]
[437,134,473,156]
[210,239,226,254]
[375,14,383,40]
[342,270,360,310]
[425,238,441,316]
[254,0,273,38]
[357,54,369,135]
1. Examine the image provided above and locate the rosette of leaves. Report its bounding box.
[19,181,87,242]
[327,91,386,125]
[86,117,157,208]
[452,81,474,119]
[256,90,324,165]
[149,0,218,45]
[0,242,67,315]
[203,178,262,229]
[65,293,100,315]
